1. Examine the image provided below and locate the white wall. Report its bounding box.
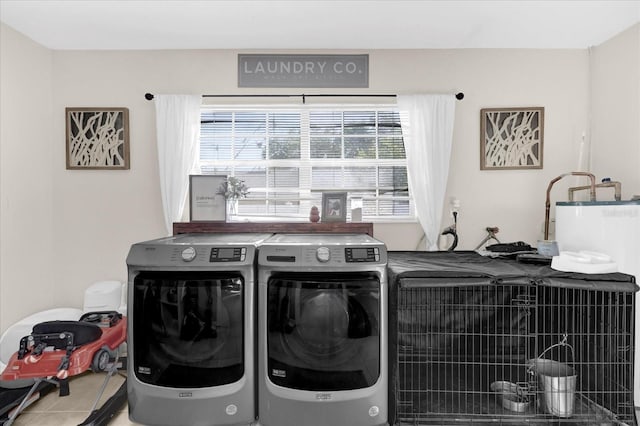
[589,22,640,406]
[47,48,588,306]
[377,49,590,248]
[1,29,611,333]
[590,23,640,198]
[0,23,55,332]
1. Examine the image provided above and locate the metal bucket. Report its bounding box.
[528,337,577,418]
[530,358,577,417]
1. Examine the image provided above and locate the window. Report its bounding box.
[199,106,413,221]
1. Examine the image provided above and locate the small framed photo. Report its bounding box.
[189,175,227,221]
[65,107,130,169]
[480,107,544,170]
[321,192,347,222]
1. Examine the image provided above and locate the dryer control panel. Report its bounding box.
[177,246,247,263]
[210,247,247,262]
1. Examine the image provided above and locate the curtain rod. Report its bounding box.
[144,92,464,103]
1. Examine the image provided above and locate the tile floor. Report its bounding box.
[9,371,136,426]
[7,373,640,425]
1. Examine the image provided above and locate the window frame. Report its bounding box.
[198,103,416,223]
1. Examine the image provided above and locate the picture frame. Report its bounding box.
[189,175,227,222]
[65,107,130,170]
[480,107,544,170]
[321,192,347,223]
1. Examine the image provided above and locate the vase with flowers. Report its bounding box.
[217,176,249,219]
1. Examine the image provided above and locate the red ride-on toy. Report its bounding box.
[0,311,127,426]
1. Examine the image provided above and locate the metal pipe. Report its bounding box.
[568,181,622,202]
[544,172,596,240]
[474,227,500,251]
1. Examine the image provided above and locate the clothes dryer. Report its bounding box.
[257,233,388,426]
[126,233,271,426]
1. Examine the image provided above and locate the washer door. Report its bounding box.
[267,273,380,391]
[133,271,244,388]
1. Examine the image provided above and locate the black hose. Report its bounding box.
[441,211,458,251]
[441,228,458,251]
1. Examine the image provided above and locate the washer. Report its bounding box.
[257,233,388,426]
[126,233,271,426]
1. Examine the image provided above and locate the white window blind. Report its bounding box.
[199,105,413,221]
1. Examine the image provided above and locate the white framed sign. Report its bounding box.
[189,175,227,222]
[238,54,369,88]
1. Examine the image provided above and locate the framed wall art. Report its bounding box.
[321,192,347,223]
[480,107,544,170]
[65,107,130,170]
[189,175,227,222]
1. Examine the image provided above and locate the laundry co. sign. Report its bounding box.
[238,54,369,88]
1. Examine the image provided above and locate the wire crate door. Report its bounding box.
[395,277,535,423]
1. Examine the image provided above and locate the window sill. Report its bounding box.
[228,215,418,224]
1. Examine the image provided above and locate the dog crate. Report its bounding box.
[389,252,637,425]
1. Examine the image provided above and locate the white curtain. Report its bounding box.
[154,94,201,234]
[397,94,456,251]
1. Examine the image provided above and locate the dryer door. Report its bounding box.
[132,271,244,388]
[267,273,380,391]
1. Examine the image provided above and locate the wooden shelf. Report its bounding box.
[173,221,374,236]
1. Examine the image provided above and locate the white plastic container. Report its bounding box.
[83,280,125,313]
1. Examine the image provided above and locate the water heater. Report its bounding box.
[555,200,640,404]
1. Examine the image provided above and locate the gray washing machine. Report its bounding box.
[126,233,271,426]
[256,233,388,426]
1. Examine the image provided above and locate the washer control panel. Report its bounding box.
[345,247,380,263]
[258,235,387,267]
